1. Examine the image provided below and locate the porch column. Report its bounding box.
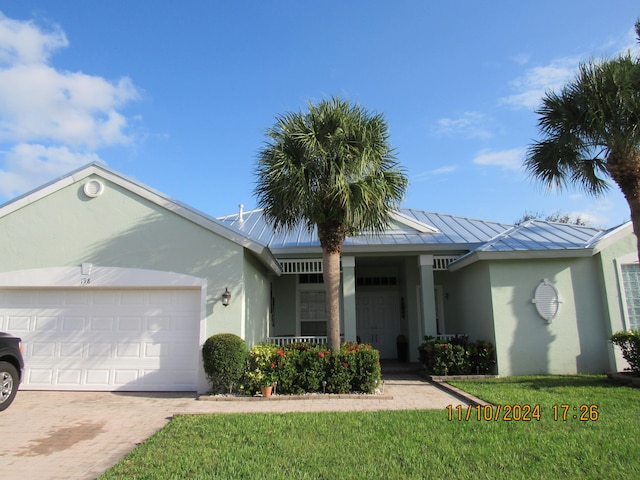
[341,256,357,343]
[419,255,438,339]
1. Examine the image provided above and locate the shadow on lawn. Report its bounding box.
[489,375,614,390]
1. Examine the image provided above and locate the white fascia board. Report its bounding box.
[448,248,594,271]
[589,222,634,253]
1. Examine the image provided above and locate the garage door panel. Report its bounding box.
[90,317,115,331]
[7,315,31,331]
[35,316,58,331]
[28,369,53,384]
[31,341,56,358]
[86,370,110,385]
[0,288,201,391]
[58,369,82,385]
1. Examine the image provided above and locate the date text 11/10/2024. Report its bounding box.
[446,404,599,422]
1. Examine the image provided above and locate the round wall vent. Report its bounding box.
[83,179,104,198]
[532,278,561,323]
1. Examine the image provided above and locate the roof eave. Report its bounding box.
[448,248,595,271]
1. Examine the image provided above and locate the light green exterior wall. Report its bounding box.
[0,174,271,344]
[447,262,495,343]
[487,257,609,375]
[242,251,272,347]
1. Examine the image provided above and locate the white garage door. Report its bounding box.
[0,288,201,391]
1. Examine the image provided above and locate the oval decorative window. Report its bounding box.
[532,279,561,323]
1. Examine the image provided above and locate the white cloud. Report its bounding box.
[0,143,101,198]
[0,12,140,201]
[501,57,580,110]
[413,164,459,182]
[434,111,494,140]
[0,12,68,66]
[503,26,640,112]
[473,148,524,170]
[0,64,138,148]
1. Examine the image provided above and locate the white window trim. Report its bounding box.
[615,253,640,331]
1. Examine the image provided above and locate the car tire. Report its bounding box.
[0,361,19,411]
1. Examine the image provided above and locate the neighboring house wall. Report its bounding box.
[488,257,609,376]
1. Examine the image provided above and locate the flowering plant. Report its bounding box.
[261,362,278,386]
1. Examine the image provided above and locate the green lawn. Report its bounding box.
[99,375,639,479]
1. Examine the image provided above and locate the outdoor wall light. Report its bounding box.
[222,287,231,307]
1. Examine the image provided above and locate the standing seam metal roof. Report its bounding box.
[216,208,515,250]
[216,208,627,257]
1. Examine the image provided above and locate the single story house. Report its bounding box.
[0,163,635,393]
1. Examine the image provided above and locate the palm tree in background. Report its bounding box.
[255,97,408,351]
[525,20,640,261]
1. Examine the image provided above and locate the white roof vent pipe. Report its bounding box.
[238,204,244,222]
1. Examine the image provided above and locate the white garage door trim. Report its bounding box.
[0,266,207,393]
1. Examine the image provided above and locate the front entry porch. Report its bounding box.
[269,254,460,362]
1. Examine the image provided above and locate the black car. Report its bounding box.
[0,332,24,411]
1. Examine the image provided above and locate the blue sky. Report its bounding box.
[0,2,639,227]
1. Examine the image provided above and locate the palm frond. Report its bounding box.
[254,96,408,239]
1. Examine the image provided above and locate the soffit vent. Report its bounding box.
[532,278,561,323]
[83,179,104,198]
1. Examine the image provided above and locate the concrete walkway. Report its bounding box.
[0,373,475,480]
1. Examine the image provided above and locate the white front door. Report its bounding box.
[356,289,401,359]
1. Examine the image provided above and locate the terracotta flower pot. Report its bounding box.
[260,385,273,398]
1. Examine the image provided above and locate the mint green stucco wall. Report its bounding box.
[242,251,272,347]
[447,262,496,344]
[488,257,609,376]
[0,175,270,343]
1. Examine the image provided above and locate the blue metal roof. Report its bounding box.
[216,207,629,259]
[217,208,514,252]
[475,220,606,252]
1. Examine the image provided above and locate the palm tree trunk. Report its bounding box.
[322,248,341,352]
[626,196,640,264]
[608,153,640,263]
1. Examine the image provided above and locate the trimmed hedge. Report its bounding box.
[418,336,496,375]
[202,334,246,394]
[240,342,381,395]
[611,330,640,375]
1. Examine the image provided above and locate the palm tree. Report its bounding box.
[525,20,640,261]
[255,97,408,351]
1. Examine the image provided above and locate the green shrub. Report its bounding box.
[239,342,381,395]
[273,347,302,394]
[296,347,328,392]
[343,343,381,393]
[202,334,246,394]
[611,330,640,375]
[418,336,496,375]
[469,340,496,374]
[325,354,352,394]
